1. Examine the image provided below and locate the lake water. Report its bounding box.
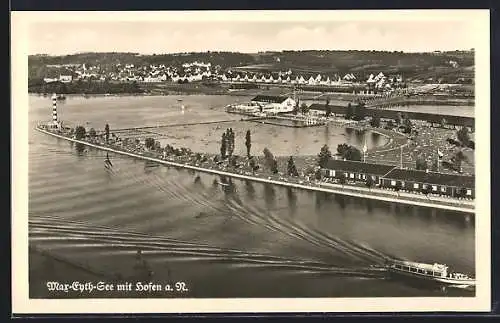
[28,95,475,298]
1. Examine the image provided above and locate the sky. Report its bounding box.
[28,17,478,55]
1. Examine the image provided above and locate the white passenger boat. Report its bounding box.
[386,259,475,289]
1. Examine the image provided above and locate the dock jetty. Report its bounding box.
[35,125,474,214]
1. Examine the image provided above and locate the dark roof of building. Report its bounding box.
[365,109,474,127]
[383,168,475,188]
[325,159,396,176]
[309,103,348,114]
[251,95,289,103]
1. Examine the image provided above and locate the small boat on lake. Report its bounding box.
[216,181,230,187]
[386,259,475,289]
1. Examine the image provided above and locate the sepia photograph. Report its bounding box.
[12,10,490,313]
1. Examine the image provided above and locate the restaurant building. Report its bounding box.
[250,95,296,113]
[380,168,475,198]
[322,159,396,185]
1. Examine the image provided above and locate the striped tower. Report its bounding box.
[51,93,58,124]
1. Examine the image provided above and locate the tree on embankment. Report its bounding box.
[394,182,402,196]
[263,148,278,174]
[287,156,299,177]
[415,155,428,170]
[457,127,471,147]
[365,175,374,190]
[105,124,110,143]
[245,130,252,157]
[451,150,467,172]
[220,132,227,159]
[75,126,86,140]
[145,137,155,150]
[89,128,97,139]
[226,128,235,157]
[318,144,332,168]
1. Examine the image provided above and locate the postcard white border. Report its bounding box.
[12,9,491,313]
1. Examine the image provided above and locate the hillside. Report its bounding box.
[240,50,474,78]
[28,52,256,79]
[29,50,474,81]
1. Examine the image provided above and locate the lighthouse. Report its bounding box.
[49,93,61,130]
[52,93,58,123]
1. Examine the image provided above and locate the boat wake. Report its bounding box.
[29,214,387,279]
[29,158,393,280]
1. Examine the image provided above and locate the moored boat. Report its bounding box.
[386,259,475,289]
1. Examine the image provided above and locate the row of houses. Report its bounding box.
[43,75,74,83]
[41,60,405,90]
[42,61,216,84]
[322,159,475,198]
[218,72,404,89]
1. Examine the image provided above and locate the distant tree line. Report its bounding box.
[28,79,144,94]
[229,83,259,89]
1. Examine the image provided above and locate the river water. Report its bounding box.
[28,95,475,298]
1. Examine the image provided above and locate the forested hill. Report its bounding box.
[29,52,256,70]
[29,50,474,78]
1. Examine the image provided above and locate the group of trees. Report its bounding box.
[28,79,144,94]
[415,155,428,171]
[456,127,473,148]
[396,112,413,134]
[345,102,366,121]
[73,124,112,142]
[291,98,311,116]
[336,143,362,161]
[317,143,362,169]
[415,154,440,172]
[293,103,310,114]
[369,115,381,128]
[144,137,156,150]
[317,145,332,168]
[220,128,235,159]
[440,127,473,173]
[164,144,193,157]
[263,148,278,174]
[74,126,86,139]
[447,150,468,172]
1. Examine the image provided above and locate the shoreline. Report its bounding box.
[28,89,474,106]
[35,126,475,214]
